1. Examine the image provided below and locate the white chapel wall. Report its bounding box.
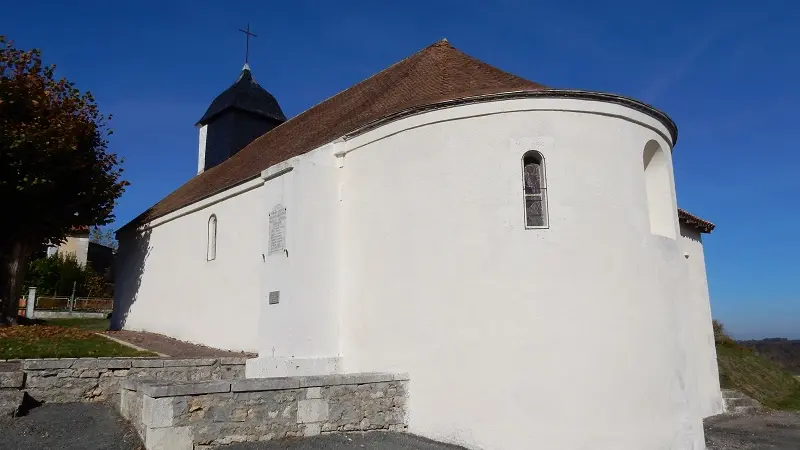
[114,181,265,352]
[680,223,724,418]
[248,144,343,376]
[337,97,704,450]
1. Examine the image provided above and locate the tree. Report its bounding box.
[90,226,118,251]
[0,36,128,324]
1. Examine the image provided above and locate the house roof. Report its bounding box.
[678,208,715,233]
[122,39,677,231]
[196,64,287,126]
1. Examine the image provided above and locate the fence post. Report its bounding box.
[25,287,36,319]
[69,281,76,313]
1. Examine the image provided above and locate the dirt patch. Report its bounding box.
[104,330,255,358]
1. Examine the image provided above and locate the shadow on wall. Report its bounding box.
[680,225,701,243]
[110,227,152,331]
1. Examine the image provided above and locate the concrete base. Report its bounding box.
[245,356,342,378]
[33,311,109,320]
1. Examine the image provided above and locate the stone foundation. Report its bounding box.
[121,373,409,449]
[2,357,246,405]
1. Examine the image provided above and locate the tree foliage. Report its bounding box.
[0,36,127,322]
[90,226,117,251]
[26,253,113,298]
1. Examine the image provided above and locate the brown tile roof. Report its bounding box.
[122,39,546,230]
[678,208,715,233]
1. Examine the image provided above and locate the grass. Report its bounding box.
[43,318,111,332]
[0,319,155,359]
[717,342,800,410]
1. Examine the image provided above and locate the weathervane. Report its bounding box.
[238,24,257,65]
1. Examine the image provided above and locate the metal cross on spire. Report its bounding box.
[238,24,257,65]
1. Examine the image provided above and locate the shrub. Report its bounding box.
[25,253,113,297]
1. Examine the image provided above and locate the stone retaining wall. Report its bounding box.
[121,373,409,449]
[3,357,246,405]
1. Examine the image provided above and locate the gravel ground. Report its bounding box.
[3,403,798,450]
[224,432,467,450]
[705,411,800,450]
[0,403,142,450]
[104,330,255,358]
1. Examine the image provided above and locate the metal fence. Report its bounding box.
[35,296,113,312]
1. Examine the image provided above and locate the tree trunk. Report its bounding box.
[0,240,33,325]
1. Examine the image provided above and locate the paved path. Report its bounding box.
[0,403,142,450]
[104,330,255,358]
[705,411,800,450]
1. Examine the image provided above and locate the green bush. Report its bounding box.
[25,253,112,297]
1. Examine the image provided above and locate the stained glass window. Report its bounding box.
[523,152,548,227]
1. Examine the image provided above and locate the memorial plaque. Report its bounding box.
[268,291,280,305]
[268,205,286,255]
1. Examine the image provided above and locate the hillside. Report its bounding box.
[714,321,800,410]
[716,343,800,410]
[739,338,800,375]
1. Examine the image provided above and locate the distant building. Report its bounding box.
[47,227,114,276]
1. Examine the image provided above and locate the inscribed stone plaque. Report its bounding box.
[268,291,280,305]
[268,205,286,255]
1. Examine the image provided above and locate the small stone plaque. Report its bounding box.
[268,205,286,255]
[268,291,280,305]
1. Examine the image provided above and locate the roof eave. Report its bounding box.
[343,89,678,147]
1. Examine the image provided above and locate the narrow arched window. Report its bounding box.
[207,214,217,261]
[522,151,548,228]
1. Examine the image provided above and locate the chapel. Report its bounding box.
[115,39,722,450]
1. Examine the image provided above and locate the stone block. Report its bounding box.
[71,358,132,370]
[143,396,175,428]
[393,373,410,381]
[297,398,328,424]
[303,422,321,436]
[23,359,76,370]
[79,370,101,378]
[145,426,193,450]
[298,375,339,388]
[231,378,300,392]
[217,357,248,365]
[306,387,322,399]
[141,381,231,398]
[341,372,394,385]
[163,358,216,367]
[131,359,165,368]
[0,371,24,388]
[0,390,22,417]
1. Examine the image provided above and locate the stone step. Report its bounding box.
[725,396,761,408]
[0,390,23,417]
[721,389,744,399]
[730,405,762,415]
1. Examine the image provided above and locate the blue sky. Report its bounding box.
[2,0,797,338]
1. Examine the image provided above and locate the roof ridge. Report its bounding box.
[238,39,459,155]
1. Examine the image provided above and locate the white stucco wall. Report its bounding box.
[247,145,344,376]
[680,223,724,418]
[336,98,703,450]
[114,180,264,352]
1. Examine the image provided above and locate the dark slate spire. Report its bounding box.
[196,64,286,173]
[197,64,286,126]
